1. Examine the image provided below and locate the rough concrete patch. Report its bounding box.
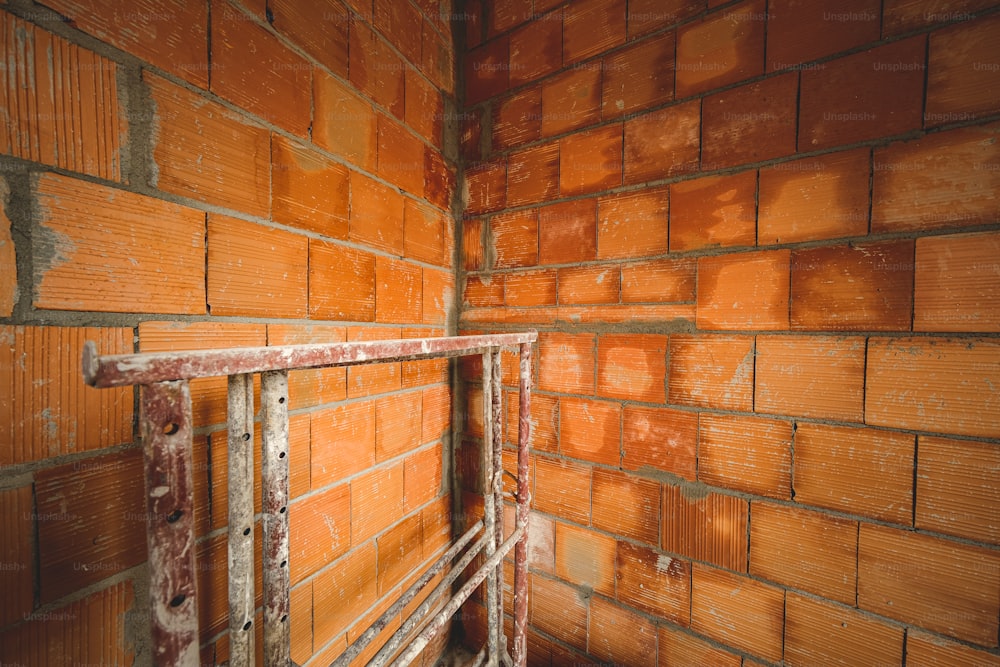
[0,177,19,316]
[122,67,157,188]
[635,464,711,501]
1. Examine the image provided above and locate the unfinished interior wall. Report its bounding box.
[458,0,1000,664]
[0,0,458,664]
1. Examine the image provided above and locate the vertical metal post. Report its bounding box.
[481,351,499,665]
[227,374,255,666]
[140,380,200,667]
[512,343,533,667]
[490,350,504,657]
[261,370,291,665]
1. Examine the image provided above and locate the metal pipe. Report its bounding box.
[261,370,291,665]
[512,342,533,667]
[227,374,255,667]
[490,349,505,660]
[140,381,200,666]
[481,351,499,664]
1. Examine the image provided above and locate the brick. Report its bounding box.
[270,0,348,77]
[377,115,425,198]
[404,442,442,512]
[351,462,405,544]
[422,16,455,94]
[289,483,350,584]
[800,37,925,150]
[591,470,659,545]
[346,327,402,398]
[662,484,749,571]
[603,31,675,119]
[403,200,447,267]
[874,123,1000,232]
[377,512,423,594]
[658,625,740,667]
[34,173,204,314]
[0,581,134,666]
[690,564,785,662]
[529,574,588,650]
[211,1,310,136]
[756,335,866,422]
[374,0,421,63]
[38,0,206,88]
[554,523,616,595]
[350,172,405,254]
[785,592,904,667]
[147,73,269,217]
[419,384,450,446]
[488,0,532,36]
[588,597,657,667]
[375,257,422,324]
[35,451,144,602]
[309,241,376,321]
[465,37,508,105]
[858,523,1000,644]
[758,148,871,244]
[675,0,766,97]
[790,240,914,331]
[597,187,668,260]
[596,334,666,402]
[491,210,537,269]
[563,0,626,63]
[0,485,33,626]
[766,0,880,72]
[927,15,1000,124]
[493,88,542,151]
[465,220,486,273]
[509,10,562,86]
[624,100,700,184]
[271,135,350,239]
[0,12,125,179]
[668,334,754,411]
[670,171,756,251]
[558,397,620,466]
[534,456,591,525]
[139,321,266,427]
[883,0,998,35]
[906,631,1000,667]
[538,199,597,264]
[749,503,858,604]
[559,124,623,196]
[699,414,793,499]
[507,142,560,207]
[375,391,421,461]
[424,146,456,211]
[310,402,373,490]
[702,72,798,169]
[697,250,791,330]
[312,542,378,647]
[627,0,705,37]
[866,337,1000,438]
[463,274,504,308]
[917,436,1000,544]
[507,391,558,453]
[558,265,620,305]
[405,68,443,146]
[500,270,553,308]
[422,269,453,326]
[540,67,601,138]
[621,258,696,303]
[401,327,448,389]
[538,332,595,394]
[350,18,404,118]
[616,540,690,624]
[207,214,308,318]
[622,406,698,481]
[915,231,1000,332]
[795,423,915,524]
[313,69,378,172]
[0,326,132,465]
[465,158,507,215]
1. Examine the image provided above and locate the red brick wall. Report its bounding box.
[459,1,1000,664]
[0,0,456,664]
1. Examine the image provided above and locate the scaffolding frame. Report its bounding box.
[82,332,536,667]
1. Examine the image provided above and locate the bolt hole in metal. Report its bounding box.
[279,451,286,459]
[243,527,251,536]
[169,594,186,607]
[279,506,286,514]
[280,560,287,568]
[280,614,288,624]
[166,509,183,523]
[242,432,251,441]
[243,621,253,632]
[278,396,286,404]
[162,422,180,435]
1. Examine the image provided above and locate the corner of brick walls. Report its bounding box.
[457,0,1000,665]
[0,0,461,664]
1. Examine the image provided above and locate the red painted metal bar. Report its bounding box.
[140,381,200,666]
[490,350,505,664]
[512,342,533,667]
[261,370,291,665]
[227,374,255,666]
[82,333,537,388]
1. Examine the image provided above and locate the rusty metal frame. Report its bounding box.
[83,333,536,667]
